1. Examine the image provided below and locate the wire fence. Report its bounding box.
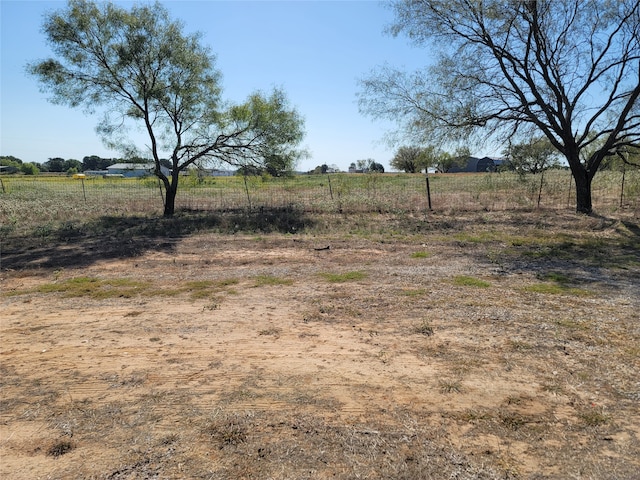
[1,170,638,223]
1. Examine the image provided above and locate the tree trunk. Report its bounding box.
[565,148,594,215]
[162,167,182,217]
[573,168,593,214]
[164,185,176,216]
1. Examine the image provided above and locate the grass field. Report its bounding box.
[1,177,639,479]
[1,170,638,235]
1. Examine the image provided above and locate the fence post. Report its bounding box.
[81,178,87,202]
[537,170,545,208]
[243,174,252,212]
[425,174,433,211]
[620,164,626,208]
[327,174,334,200]
[567,171,573,207]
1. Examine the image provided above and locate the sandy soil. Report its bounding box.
[1,211,639,479]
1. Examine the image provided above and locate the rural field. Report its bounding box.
[1,176,639,479]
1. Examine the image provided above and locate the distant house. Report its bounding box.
[106,163,170,178]
[448,156,503,173]
[181,168,235,177]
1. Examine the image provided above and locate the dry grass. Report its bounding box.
[1,208,639,479]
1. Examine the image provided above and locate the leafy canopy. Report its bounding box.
[29,0,306,214]
[359,0,640,212]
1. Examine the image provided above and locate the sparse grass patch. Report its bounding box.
[439,379,463,394]
[454,409,492,423]
[401,288,427,297]
[252,275,293,287]
[319,271,367,283]
[523,283,592,296]
[499,411,528,431]
[509,339,534,351]
[258,327,282,337]
[184,278,239,299]
[541,382,565,395]
[578,408,610,427]
[453,231,501,243]
[555,318,591,330]
[524,271,594,296]
[451,275,491,288]
[539,271,572,284]
[202,411,254,448]
[410,251,431,258]
[29,276,152,299]
[414,320,434,336]
[47,440,74,457]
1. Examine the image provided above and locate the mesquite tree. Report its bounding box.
[359,0,640,214]
[29,0,306,216]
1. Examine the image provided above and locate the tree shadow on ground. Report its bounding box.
[389,208,639,286]
[1,207,313,272]
[468,213,640,289]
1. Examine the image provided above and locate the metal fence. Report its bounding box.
[1,170,638,219]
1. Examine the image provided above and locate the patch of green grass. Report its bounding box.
[451,275,491,288]
[410,251,431,258]
[183,278,239,299]
[252,275,293,287]
[401,288,427,297]
[525,271,593,296]
[538,271,572,284]
[523,283,592,296]
[319,271,367,283]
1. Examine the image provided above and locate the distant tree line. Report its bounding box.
[0,155,174,175]
[390,140,639,175]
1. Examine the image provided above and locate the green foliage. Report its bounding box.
[390,146,426,173]
[503,137,562,176]
[82,155,115,170]
[1,156,24,174]
[360,0,640,213]
[356,158,384,173]
[20,163,40,175]
[28,0,306,215]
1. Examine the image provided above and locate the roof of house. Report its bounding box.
[107,163,156,170]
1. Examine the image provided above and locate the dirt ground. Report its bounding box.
[1,210,639,479]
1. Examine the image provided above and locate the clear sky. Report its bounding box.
[1,0,434,172]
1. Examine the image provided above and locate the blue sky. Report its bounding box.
[1,0,433,172]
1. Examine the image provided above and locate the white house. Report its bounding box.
[106,163,170,178]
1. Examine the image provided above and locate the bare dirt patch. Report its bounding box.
[1,211,639,479]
